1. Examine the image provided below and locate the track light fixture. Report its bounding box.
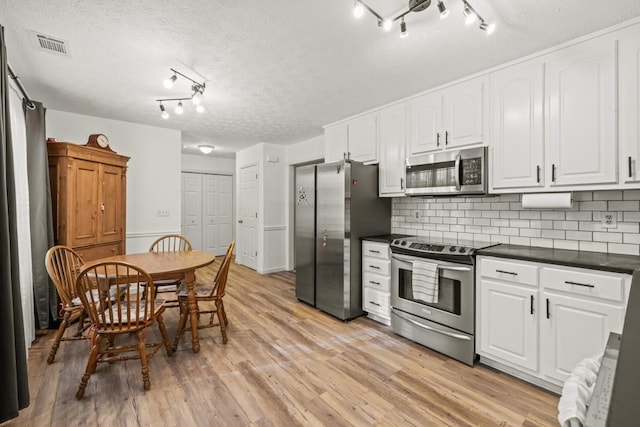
[351,0,495,38]
[156,68,207,119]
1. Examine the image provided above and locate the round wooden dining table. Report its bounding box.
[84,250,215,353]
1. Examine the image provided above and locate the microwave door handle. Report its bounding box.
[454,153,462,191]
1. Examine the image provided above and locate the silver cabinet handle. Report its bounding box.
[436,132,440,147]
[552,164,556,182]
[369,280,381,285]
[530,295,534,315]
[629,156,633,178]
[369,301,381,307]
[369,249,380,254]
[400,177,405,190]
[445,130,449,145]
[536,165,541,183]
[369,265,380,269]
[392,310,471,341]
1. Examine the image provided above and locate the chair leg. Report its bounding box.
[156,314,173,357]
[173,299,189,351]
[220,301,229,326]
[138,330,151,391]
[48,311,71,364]
[216,301,228,344]
[76,334,103,399]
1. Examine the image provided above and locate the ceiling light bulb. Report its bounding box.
[159,103,169,119]
[163,74,177,89]
[464,4,476,25]
[400,19,408,38]
[485,22,496,35]
[196,104,204,113]
[438,1,449,19]
[198,145,214,154]
[192,91,202,105]
[383,19,392,31]
[353,1,364,18]
[175,101,183,115]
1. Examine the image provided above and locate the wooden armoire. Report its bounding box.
[47,141,130,261]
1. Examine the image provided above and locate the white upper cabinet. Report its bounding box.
[546,35,617,187]
[378,103,406,197]
[490,60,545,190]
[324,112,378,164]
[407,76,486,156]
[619,25,640,183]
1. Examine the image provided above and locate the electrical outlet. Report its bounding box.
[156,209,170,217]
[601,213,617,229]
[414,210,420,219]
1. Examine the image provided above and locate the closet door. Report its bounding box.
[216,175,233,255]
[182,173,203,250]
[202,175,233,256]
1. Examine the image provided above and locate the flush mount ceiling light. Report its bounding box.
[198,144,215,154]
[352,0,495,38]
[156,68,206,119]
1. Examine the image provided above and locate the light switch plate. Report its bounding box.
[601,213,617,229]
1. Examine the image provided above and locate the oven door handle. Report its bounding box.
[392,310,472,341]
[437,265,471,272]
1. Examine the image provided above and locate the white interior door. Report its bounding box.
[181,173,203,250]
[216,175,233,254]
[201,175,233,256]
[239,165,258,270]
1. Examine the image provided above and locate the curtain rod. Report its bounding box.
[7,64,36,110]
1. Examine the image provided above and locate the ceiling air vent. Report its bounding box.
[30,31,71,57]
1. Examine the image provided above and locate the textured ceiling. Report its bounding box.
[2,0,640,157]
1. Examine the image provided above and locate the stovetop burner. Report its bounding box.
[390,236,496,259]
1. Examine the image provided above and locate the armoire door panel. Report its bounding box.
[72,159,100,246]
[100,164,123,242]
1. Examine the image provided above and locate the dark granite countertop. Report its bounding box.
[477,244,640,275]
[361,234,410,244]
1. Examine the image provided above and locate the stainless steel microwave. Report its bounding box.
[404,146,487,196]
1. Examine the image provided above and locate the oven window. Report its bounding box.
[398,268,461,315]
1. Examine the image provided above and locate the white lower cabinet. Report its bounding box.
[477,256,630,392]
[362,240,391,325]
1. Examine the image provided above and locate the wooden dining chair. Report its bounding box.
[174,241,235,349]
[148,234,193,306]
[44,245,91,364]
[74,261,173,399]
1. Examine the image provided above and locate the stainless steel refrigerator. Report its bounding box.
[294,160,391,320]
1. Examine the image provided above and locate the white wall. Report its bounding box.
[46,110,182,252]
[286,135,324,165]
[182,153,235,174]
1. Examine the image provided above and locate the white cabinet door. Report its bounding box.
[443,77,485,148]
[541,292,624,385]
[479,279,539,372]
[407,91,442,155]
[491,60,545,190]
[348,111,378,163]
[546,36,617,186]
[379,103,406,196]
[324,122,348,163]
[620,25,640,183]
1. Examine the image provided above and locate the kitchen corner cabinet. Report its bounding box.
[477,256,630,391]
[620,25,640,183]
[407,76,486,156]
[48,141,129,261]
[324,111,378,164]
[378,103,406,197]
[362,240,391,325]
[546,34,617,187]
[490,60,545,190]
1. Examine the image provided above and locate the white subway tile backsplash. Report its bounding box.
[391,190,640,256]
[593,190,623,201]
[607,243,640,255]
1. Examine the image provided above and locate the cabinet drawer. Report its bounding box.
[363,272,390,292]
[481,257,539,287]
[363,287,390,318]
[75,242,122,262]
[541,266,625,303]
[362,241,390,260]
[363,257,390,276]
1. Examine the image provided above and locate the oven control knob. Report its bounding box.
[449,246,457,252]
[401,241,407,246]
[459,247,466,253]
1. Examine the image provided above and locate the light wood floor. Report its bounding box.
[4,261,559,426]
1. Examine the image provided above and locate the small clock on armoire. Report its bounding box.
[85,133,114,152]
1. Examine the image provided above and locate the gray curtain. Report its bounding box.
[0,25,30,422]
[25,101,55,328]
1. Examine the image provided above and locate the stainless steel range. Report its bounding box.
[390,237,496,365]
